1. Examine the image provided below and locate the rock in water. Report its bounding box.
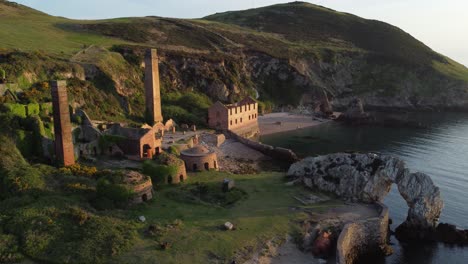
[288,153,444,235]
[397,172,444,228]
[337,98,374,124]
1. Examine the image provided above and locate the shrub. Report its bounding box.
[178,92,212,113]
[2,202,137,264]
[0,234,23,263]
[96,179,134,204]
[69,207,89,226]
[3,103,26,118]
[14,129,34,158]
[0,136,45,198]
[26,103,40,116]
[168,145,180,156]
[257,100,274,115]
[39,103,52,116]
[165,182,248,207]
[30,115,45,157]
[162,105,201,126]
[142,160,178,185]
[95,172,135,207]
[161,91,212,126]
[59,164,98,178]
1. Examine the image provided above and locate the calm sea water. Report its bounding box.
[261,113,468,264]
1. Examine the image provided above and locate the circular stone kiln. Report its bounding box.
[180,145,218,172]
[122,170,154,204]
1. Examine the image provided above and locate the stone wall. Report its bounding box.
[230,122,260,138]
[225,130,298,163]
[215,134,226,147]
[336,203,389,264]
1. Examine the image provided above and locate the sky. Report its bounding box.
[11,0,468,67]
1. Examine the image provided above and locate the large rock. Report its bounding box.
[288,153,444,233]
[397,172,444,228]
[337,98,374,124]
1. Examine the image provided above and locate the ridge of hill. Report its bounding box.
[1,0,468,123]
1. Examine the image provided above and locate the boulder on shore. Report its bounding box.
[337,98,374,124]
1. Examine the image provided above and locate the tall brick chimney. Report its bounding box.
[144,49,163,125]
[51,80,75,167]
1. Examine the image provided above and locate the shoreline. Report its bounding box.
[258,112,332,136]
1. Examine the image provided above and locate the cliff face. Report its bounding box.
[154,49,468,111]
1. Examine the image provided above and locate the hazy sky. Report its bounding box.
[12,0,468,67]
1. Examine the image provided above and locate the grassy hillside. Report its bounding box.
[0,0,468,122]
[0,136,341,263]
[0,0,128,55]
[204,2,468,82]
[205,2,439,63]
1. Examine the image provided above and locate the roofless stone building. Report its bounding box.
[208,96,259,137]
[51,80,75,166]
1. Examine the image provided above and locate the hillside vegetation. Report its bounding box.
[1,0,468,124]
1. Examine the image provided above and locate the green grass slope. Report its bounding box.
[0,0,128,55]
[0,0,467,114]
[205,2,438,63]
[204,1,468,81]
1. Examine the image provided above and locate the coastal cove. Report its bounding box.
[261,112,468,263]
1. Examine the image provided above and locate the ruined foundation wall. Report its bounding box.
[336,203,389,264]
[225,130,298,163]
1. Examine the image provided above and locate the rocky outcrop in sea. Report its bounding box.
[288,153,443,229]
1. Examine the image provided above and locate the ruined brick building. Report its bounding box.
[103,124,163,160]
[208,96,260,137]
[57,48,170,162]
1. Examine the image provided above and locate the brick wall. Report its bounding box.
[51,80,75,166]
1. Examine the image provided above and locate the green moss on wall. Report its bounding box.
[4,103,26,118]
[142,160,179,185]
[26,103,40,116]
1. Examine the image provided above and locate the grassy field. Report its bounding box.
[0,1,129,56]
[116,171,341,263]
[0,140,344,264]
